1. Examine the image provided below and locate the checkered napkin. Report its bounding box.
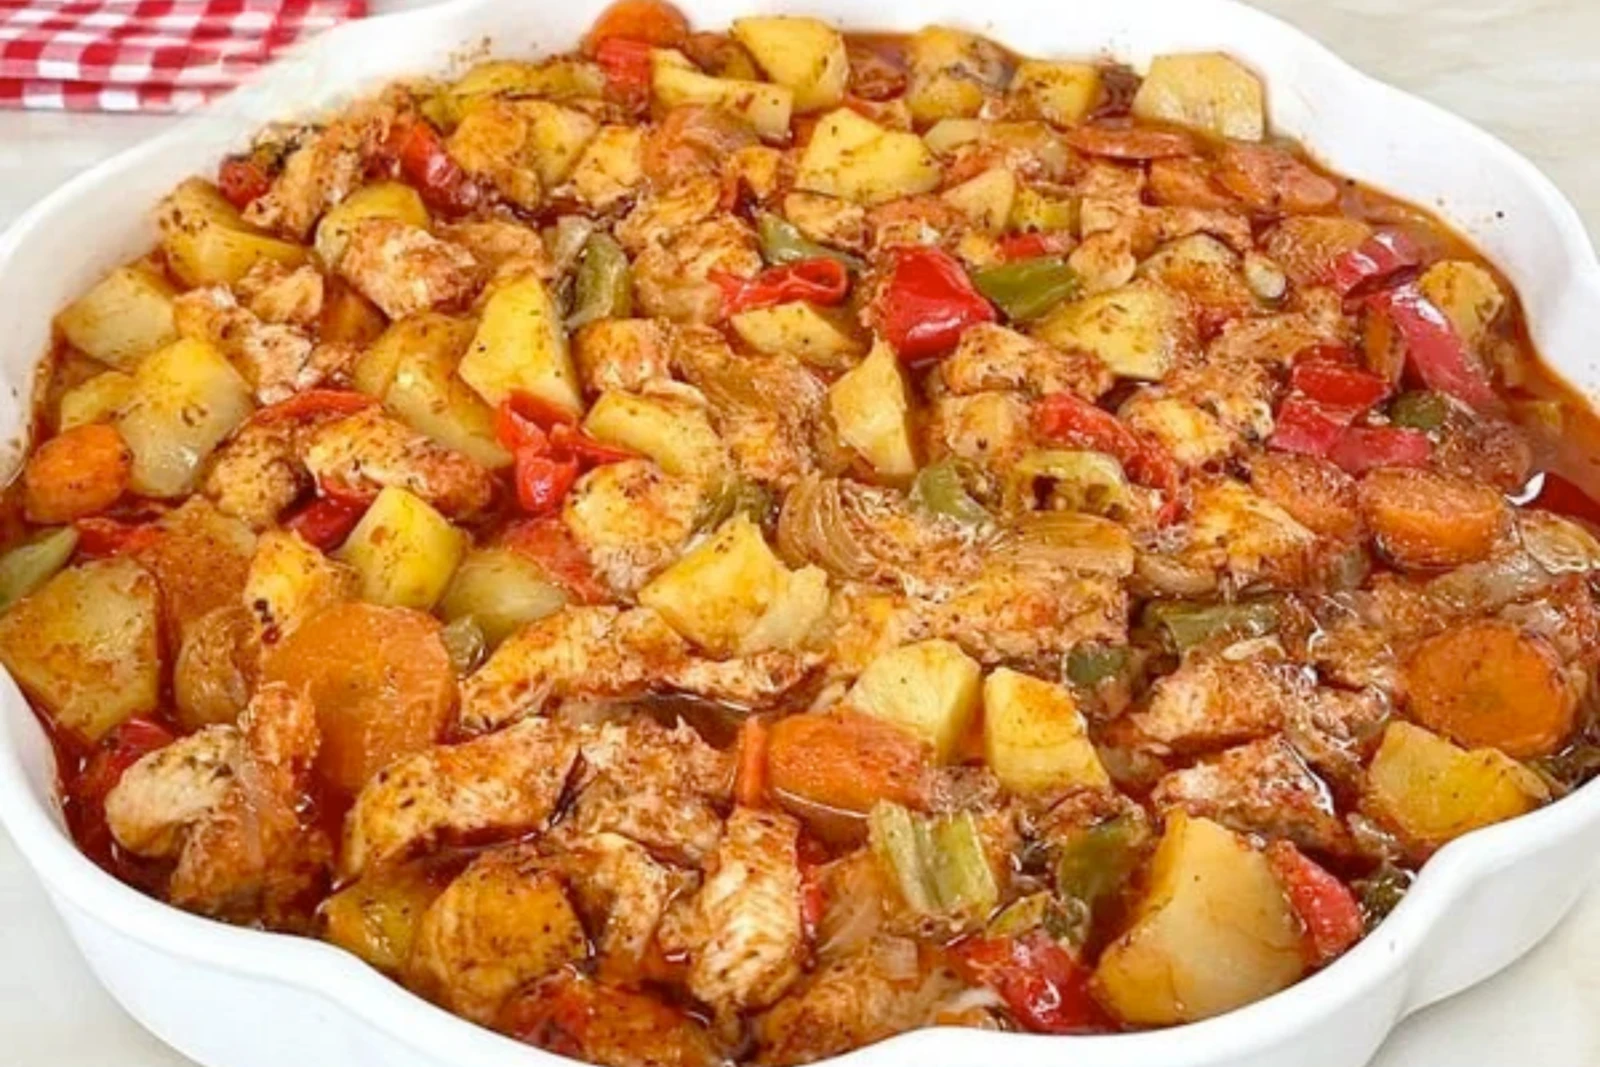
[0,0,366,113]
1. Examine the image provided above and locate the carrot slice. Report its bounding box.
[1405,620,1578,759]
[1358,467,1508,570]
[582,0,689,53]
[767,708,930,821]
[22,424,131,524]
[263,602,456,794]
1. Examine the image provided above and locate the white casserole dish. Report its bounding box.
[1,1,1599,1065]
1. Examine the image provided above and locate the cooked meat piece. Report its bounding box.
[337,218,478,320]
[105,726,240,857]
[173,286,323,405]
[924,391,1034,491]
[550,831,697,977]
[574,318,673,396]
[243,103,391,239]
[615,176,721,254]
[634,216,763,324]
[1122,656,1310,755]
[500,972,723,1067]
[203,417,312,529]
[662,808,805,1017]
[406,844,587,1023]
[436,218,552,281]
[303,406,496,517]
[1181,477,1316,589]
[562,460,703,596]
[939,324,1113,401]
[236,261,325,328]
[927,562,1128,666]
[341,717,581,878]
[781,192,868,254]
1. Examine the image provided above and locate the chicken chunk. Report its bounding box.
[173,286,324,404]
[550,831,696,977]
[337,218,478,320]
[1182,477,1317,589]
[500,972,723,1067]
[104,726,240,857]
[562,460,704,596]
[781,192,868,254]
[341,717,581,878]
[406,845,587,1023]
[574,318,673,396]
[615,176,720,254]
[203,418,312,529]
[927,562,1128,666]
[634,217,763,324]
[303,406,496,517]
[436,218,552,282]
[939,324,1113,401]
[675,335,829,488]
[662,808,805,1017]
[236,261,325,328]
[244,115,374,239]
[1152,735,1352,855]
[1122,656,1310,755]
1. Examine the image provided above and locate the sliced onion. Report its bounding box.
[778,476,977,591]
[1519,511,1600,574]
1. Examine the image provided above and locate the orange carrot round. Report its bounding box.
[23,424,131,524]
[767,708,930,821]
[1358,467,1508,570]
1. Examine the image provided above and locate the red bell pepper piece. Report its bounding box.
[1266,841,1364,968]
[951,932,1110,1034]
[514,450,581,515]
[1290,358,1392,413]
[595,36,656,105]
[1322,229,1423,296]
[284,497,367,552]
[387,117,483,217]
[1529,472,1600,529]
[73,517,163,559]
[1033,393,1181,500]
[502,517,610,604]
[997,232,1073,262]
[874,245,996,362]
[1367,284,1499,411]
[711,258,850,317]
[1327,425,1432,475]
[218,155,273,211]
[253,388,377,425]
[1269,397,1350,457]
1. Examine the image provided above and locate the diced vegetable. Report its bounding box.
[1093,813,1303,1025]
[22,424,130,524]
[1066,644,1130,689]
[338,486,467,610]
[868,802,998,922]
[1264,841,1363,968]
[767,708,930,820]
[942,167,1017,234]
[1131,53,1265,141]
[517,100,602,187]
[904,26,1009,124]
[910,461,990,527]
[1362,721,1548,854]
[243,529,359,642]
[387,116,485,216]
[730,300,866,369]
[439,613,487,676]
[983,668,1109,794]
[714,258,850,317]
[1388,390,1451,432]
[1368,284,1497,410]
[158,178,306,287]
[0,558,161,741]
[1352,863,1412,926]
[380,315,511,470]
[953,932,1106,1034]
[0,528,79,611]
[827,340,917,478]
[54,265,177,369]
[1321,229,1422,296]
[1004,450,1129,517]
[730,17,848,112]
[321,863,447,973]
[1143,598,1280,654]
[846,640,981,762]
[651,49,793,140]
[566,232,633,330]
[1328,424,1432,477]
[796,108,942,206]
[582,391,727,481]
[461,273,582,415]
[263,600,455,793]
[1417,259,1505,350]
[1031,393,1180,502]
[756,212,864,272]
[1359,467,1509,570]
[872,245,996,362]
[1404,620,1577,759]
[638,514,787,654]
[973,256,1081,323]
[739,562,831,654]
[1055,813,1149,933]
[1032,281,1187,381]
[1009,60,1101,125]
[314,181,430,267]
[117,338,254,498]
[1289,357,1391,413]
[321,279,388,347]
[440,547,568,646]
[57,370,135,432]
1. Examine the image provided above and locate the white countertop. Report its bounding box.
[2,1,1599,1064]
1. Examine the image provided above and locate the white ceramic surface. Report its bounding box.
[1,1,1599,1066]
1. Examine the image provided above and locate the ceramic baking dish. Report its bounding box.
[2,1,1599,1065]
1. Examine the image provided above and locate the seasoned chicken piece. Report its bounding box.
[1122,656,1311,755]
[939,324,1113,401]
[303,406,496,517]
[1283,685,1390,789]
[782,191,869,254]
[1181,477,1316,589]
[436,218,551,282]
[1161,350,1279,444]
[236,261,325,328]
[337,219,478,320]
[659,650,820,710]
[662,808,805,1017]
[754,938,950,1067]
[501,972,723,1067]
[925,391,1034,493]
[634,216,763,324]
[173,286,320,404]
[927,562,1128,666]
[551,832,696,977]
[203,417,311,528]
[1206,311,1340,368]
[107,685,329,927]
[1120,390,1238,470]
[866,194,968,251]
[244,107,385,239]
[569,718,732,866]
[615,176,720,254]
[1152,735,1352,855]
[574,318,673,396]
[406,845,587,1024]
[1067,229,1138,294]
[342,717,581,878]
[445,99,543,211]
[562,460,703,596]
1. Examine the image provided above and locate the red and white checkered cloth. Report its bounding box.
[0,0,366,112]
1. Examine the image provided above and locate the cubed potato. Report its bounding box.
[314,181,430,267]
[1132,53,1266,141]
[439,547,567,646]
[638,514,788,655]
[382,314,511,469]
[730,302,866,371]
[983,667,1110,793]
[796,108,943,206]
[243,529,359,642]
[0,558,161,740]
[57,370,135,431]
[1362,721,1548,854]
[1032,281,1188,381]
[739,564,831,654]
[731,16,849,113]
[652,49,794,141]
[1094,812,1303,1025]
[570,125,646,209]
[828,341,916,479]
[448,58,605,107]
[1418,260,1505,350]
[1008,60,1102,126]
[905,27,1010,124]
[847,640,981,762]
[460,273,582,415]
[117,338,255,498]
[338,486,467,611]
[158,178,306,287]
[516,100,601,187]
[1009,186,1079,234]
[54,265,177,369]
[582,391,727,481]
[321,279,389,347]
[941,167,1017,234]
[321,863,446,974]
